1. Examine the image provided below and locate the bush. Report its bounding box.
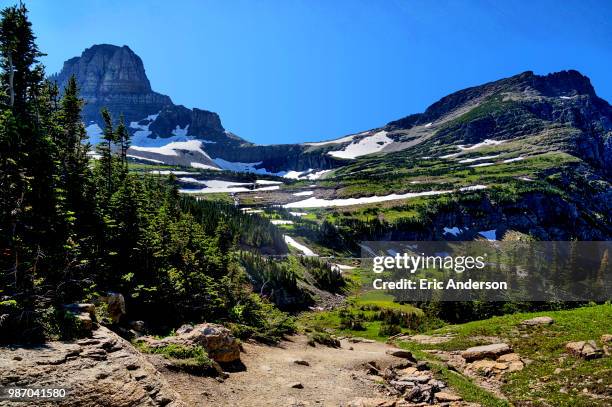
[136,343,214,374]
[307,331,340,348]
[338,309,366,331]
[378,323,402,337]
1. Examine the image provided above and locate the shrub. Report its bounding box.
[378,323,402,337]
[136,343,214,374]
[307,331,340,348]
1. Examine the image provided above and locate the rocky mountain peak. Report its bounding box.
[50,44,172,125]
[515,69,596,97]
[52,44,154,96]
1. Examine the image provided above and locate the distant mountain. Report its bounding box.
[50,44,337,174]
[52,45,612,182]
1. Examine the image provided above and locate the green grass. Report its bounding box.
[135,342,215,373]
[396,304,612,406]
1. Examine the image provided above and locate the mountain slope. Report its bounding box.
[51,44,341,173]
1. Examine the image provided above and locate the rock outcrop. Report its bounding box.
[461,343,512,362]
[0,327,185,406]
[50,44,172,125]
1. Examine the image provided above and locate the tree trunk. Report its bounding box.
[8,53,14,107]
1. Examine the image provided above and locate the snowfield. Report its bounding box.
[293,191,314,196]
[327,130,392,159]
[131,140,209,157]
[190,162,220,170]
[503,156,525,163]
[459,154,500,163]
[178,178,280,194]
[271,220,294,225]
[303,134,359,146]
[283,235,317,256]
[458,139,506,150]
[283,185,487,208]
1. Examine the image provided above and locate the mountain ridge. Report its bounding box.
[51,44,612,179]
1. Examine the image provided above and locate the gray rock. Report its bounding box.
[521,316,554,326]
[385,349,416,360]
[461,343,512,362]
[565,340,603,359]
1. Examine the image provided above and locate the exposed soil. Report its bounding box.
[153,335,402,407]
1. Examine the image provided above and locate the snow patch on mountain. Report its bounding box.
[131,140,210,157]
[459,154,500,163]
[172,124,189,137]
[327,130,392,159]
[458,139,506,151]
[284,235,317,256]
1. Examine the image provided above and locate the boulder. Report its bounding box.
[461,343,511,362]
[385,349,416,361]
[521,316,554,326]
[63,303,96,332]
[97,292,126,324]
[139,323,241,363]
[565,340,603,360]
[0,327,185,406]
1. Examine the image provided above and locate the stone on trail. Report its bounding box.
[565,340,603,360]
[521,316,554,326]
[293,359,310,366]
[347,398,396,407]
[385,349,416,360]
[461,343,511,362]
[434,391,463,402]
[289,382,304,389]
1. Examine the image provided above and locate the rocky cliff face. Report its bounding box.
[50,44,173,125]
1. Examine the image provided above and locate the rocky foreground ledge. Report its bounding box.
[0,327,185,407]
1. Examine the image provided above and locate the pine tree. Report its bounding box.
[97,108,115,199]
[116,114,130,173]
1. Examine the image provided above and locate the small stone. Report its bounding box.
[385,349,415,360]
[553,368,563,374]
[601,334,612,344]
[565,340,603,360]
[521,316,554,326]
[294,360,310,366]
[289,382,304,389]
[496,353,521,363]
[435,391,462,402]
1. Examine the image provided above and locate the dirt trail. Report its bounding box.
[158,335,401,407]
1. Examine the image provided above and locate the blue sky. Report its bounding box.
[14,0,612,144]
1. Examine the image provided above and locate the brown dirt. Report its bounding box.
[155,334,404,407]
